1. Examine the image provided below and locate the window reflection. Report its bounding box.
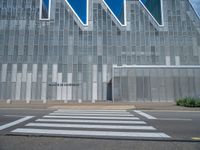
[140,0,163,25]
[41,0,50,19]
[104,0,125,25]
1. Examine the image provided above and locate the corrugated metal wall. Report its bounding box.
[113,66,200,102]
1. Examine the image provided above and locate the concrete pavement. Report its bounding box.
[0,108,200,150]
[1,100,200,111]
[1,136,200,150]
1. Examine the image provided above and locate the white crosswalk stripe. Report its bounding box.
[12,128,170,138]
[43,115,140,120]
[11,109,171,139]
[57,109,127,112]
[36,119,146,124]
[54,111,130,114]
[25,123,156,130]
[134,110,157,120]
[49,112,134,117]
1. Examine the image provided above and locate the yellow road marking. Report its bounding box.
[192,137,200,140]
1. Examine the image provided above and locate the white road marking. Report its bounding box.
[50,113,134,117]
[134,110,157,120]
[192,137,200,141]
[12,128,170,138]
[36,119,146,124]
[26,123,155,130]
[54,111,130,114]
[0,116,34,131]
[4,115,26,117]
[157,118,192,121]
[57,109,127,112]
[43,116,140,120]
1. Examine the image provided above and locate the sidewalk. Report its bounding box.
[0,100,200,111]
[0,101,200,111]
[0,101,135,110]
[133,102,200,111]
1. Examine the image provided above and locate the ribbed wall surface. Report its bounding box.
[113,66,200,101]
[0,0,199,102]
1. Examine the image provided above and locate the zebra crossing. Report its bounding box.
[11,109,170,139]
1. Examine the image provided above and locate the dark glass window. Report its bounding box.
[141,0,163,25]
[40,0,50,20]
[104,0,125,25]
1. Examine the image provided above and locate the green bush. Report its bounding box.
[176,97,200,107]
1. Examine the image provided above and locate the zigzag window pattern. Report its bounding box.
[140,0,163,25]
[40,0,163,26]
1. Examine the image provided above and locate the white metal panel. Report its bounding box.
[1,64,7,82]
[11,64,17,82]
[26,73,32,100]
[32,64,37,82]
[93,65,97,82]
[15,73,22,100]
[166,56,171,66]
[57,73,62,100]
[67,86,72,101]
[57,73,62,83]
[67,73,72,84]
[113,65,200,69]
[83,83,87,100]
[52,64,58,82]
[193,37,198,56]
[175,56,180,66]
[62,85,67,101]
[41,83,47,101]
[42,64,48,82]
[78,85,82,100]
[17,73,22,82]
[92,83,97,101]
[67,73,72,100]
[98,73,102,100]
[22,64,27,82]
[103,65,107,82]
[57,86,62,100]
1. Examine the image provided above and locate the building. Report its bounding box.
[0,0,200,102]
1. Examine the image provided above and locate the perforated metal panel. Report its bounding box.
[0,0,199,102]
[11,64,17,82]
[113,66,200,102]
[1,64,7,82]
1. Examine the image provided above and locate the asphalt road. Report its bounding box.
[0,108,199,150]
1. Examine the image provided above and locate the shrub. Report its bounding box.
[176,97,200,107]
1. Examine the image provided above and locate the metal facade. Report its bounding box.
[0,0,200,102]
[113,66,200,101]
